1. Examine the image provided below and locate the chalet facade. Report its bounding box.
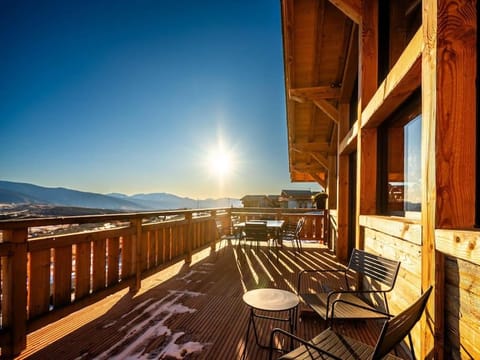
[280,0,478,358]
[279,189,315,208]
[240,195,279,208]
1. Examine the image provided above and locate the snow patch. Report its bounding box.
[96,289,206,359]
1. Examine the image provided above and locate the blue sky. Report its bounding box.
[0,0,321,199]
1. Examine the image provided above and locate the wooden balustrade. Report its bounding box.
[0,207,328,356]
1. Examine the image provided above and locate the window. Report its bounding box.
[379,93,421,217]
[378,0,421,84]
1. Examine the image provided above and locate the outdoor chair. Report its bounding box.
[279,217,304,252]
[269,286,432,359]
[242,221,270,249]
[297,249,401,327]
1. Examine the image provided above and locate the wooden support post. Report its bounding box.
[336,101,351,261]
[337,154,350,260]
[422,1,477,358]
[1,228,28,356]
[131,219,142,292]
[327,155,337,209]
[356,0,378,251]
[185,213,193,263]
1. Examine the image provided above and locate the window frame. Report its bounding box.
[378,91,422,218]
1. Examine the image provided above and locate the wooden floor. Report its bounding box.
[16,241,407,360]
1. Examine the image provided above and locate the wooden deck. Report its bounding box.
[16,241,407,359]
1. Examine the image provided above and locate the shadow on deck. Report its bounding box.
[17,241,406,359]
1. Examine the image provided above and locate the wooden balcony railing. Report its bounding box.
[0,207,328,356]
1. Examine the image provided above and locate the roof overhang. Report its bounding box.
[281,0,358,186]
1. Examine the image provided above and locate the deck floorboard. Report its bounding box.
[17,242,408,359]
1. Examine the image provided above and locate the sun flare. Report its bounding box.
[210,152,232,176]
[208,150,232,177]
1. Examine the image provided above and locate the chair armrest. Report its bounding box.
[325,288,389,313]
[269,328,342,360]
[330,297,393,321]
[296,269,347,294]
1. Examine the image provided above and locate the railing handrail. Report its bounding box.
[0,207,230,230]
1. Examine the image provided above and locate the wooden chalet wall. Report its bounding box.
[357,1,478,358]
[282,0,478,358]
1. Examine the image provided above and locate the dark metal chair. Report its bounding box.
[280,217,304,252]
[269,286,433,359]
[297,249,401,327]
[242,221,270,249]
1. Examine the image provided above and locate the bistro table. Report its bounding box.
[241,288,299,359]
[234,220,285,231]
[234,220,285,246]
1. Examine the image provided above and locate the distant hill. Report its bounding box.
[0,180,241,215]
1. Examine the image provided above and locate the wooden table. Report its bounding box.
[241,288,299,358]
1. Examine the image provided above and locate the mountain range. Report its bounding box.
[0,180,241,213]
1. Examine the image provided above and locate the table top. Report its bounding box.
[235,220,285,229]
[242,288,299,312]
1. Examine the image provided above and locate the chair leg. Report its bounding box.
[408,333,416,360]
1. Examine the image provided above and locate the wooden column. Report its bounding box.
[336,103,351,261]
[422,0,477,358]
[327,155,337,209]
[422,0,442,354]
[356,0,378,250]
[1,228,28,356]
[435,0,477,228]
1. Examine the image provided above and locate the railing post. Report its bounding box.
[210,210,217,253]
[275,209,282,220]
[185,213,192,264]
[1,228,28,356]
[131,219,142,292]
[227,208,232,235]
[323,210,330,244]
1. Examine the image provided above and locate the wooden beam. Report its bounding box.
[435,230,480,266]
[292,162,325,171]
[289,86,340,101]
[313,99,339,123]
[339,120,358,154]
[361,27,423,128]
[340,24,359,102]
[328,0,361,24]
[309,172,327,189]
[290,169,327,185]
[358,0,378,110]
[308,152,329,169]
[291,141,330,152]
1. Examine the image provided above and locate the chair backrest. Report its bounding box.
[295,217,305,237]
[244,221,268,241]
[372,286,433,359]
[347,249,400,289]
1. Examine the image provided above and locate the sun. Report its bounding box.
[208,150,232,177]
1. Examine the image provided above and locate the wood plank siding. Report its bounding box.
[281,0,479,358]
